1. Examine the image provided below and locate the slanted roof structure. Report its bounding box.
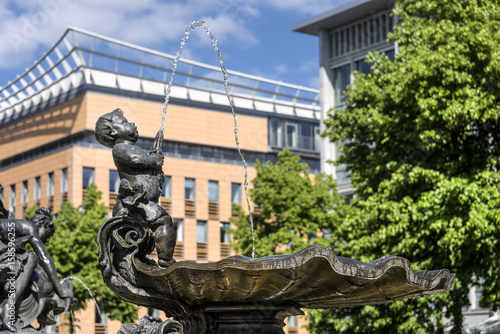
[0,26,320,127]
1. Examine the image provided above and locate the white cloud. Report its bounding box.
[0,0,260,69]
[274,63,288,74]
[297,58,318,73]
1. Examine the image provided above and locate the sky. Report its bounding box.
[0,0,351,91]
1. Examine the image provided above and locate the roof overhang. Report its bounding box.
[292,0,395,36]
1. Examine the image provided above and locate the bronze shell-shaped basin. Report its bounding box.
[136,245,454,309]
[98,216,454,312]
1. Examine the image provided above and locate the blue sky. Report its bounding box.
[0,0,351,90]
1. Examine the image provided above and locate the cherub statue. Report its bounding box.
[0,206,74,332]
[95,109,176,267]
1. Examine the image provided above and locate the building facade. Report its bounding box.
[0,27,319,334]
[293,0,396,198]
[293,0,493,328]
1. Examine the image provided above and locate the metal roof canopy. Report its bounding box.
[292,0,395,36]
[0,26,320,125]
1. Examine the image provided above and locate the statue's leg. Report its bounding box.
[153,215,176,267]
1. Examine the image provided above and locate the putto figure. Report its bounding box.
[95,108,176,267]
[0,205,74,332]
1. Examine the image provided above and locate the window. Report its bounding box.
[220,222,230,244]
[208,181,218,202]
[288,316,298,328]
[475,278,485,309]
[162,176,171,198]
[22,181,28,205]
[231,183,241,205]
[83,167,95,189]
[314,126,321,152]
[61,168,68,193]
[109,170,120,193]
[47,172,55,197]
[475,287,484,309]
[285,122,298,149]
[0,186,4,206]
[270,118,319,152]
[185,178,195,200]
[385,49,395,61]
[269,118,283,147]
[298,122,313,151]
[9,185,15,214]
[34,176,41,201]
[356,59,371,75]
[328,33,333,58]
[175,219,184,242]
[196,221,208,242]
[332,64,351,107]
[381,14,388,40]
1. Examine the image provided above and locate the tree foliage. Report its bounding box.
[311,0,500,333]
[28,184,138,324]
[230,149,347,257]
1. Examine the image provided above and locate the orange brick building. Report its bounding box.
[0,27,319,334]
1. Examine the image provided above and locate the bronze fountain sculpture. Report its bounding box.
[0,186,75,333]
[95,110,455,334]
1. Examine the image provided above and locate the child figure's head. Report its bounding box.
[95,108,138,148]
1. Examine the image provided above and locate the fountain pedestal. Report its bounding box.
[204,303,302,334]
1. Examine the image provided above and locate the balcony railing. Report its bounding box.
[208,201,219,220]
[94,323,107,334]
[197,242,208,260]
[185,199,195,218]
[173,241,184,259]
[220,243,231,258]
[160,198,172,214]
[109,192,118,211]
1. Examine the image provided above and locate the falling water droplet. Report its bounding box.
[160,20,256,258]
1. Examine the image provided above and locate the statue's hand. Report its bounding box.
[152,129,164,153]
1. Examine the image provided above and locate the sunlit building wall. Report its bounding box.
[0,27,320,334]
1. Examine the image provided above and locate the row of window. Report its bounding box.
[328,11,394,58]
[0,169,68,215]
[82,167,244,205]
[173,219,230,244]
[0,130,320,177]
[1,166,244,215]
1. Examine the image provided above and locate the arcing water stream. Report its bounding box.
[159,21,256,258]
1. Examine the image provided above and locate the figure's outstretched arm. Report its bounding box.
[29,236,70,299]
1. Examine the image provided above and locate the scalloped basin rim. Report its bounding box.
[151,245,445,279]
[132,244,455,308]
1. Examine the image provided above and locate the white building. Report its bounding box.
[293,0,494,327]
[293,0,395,198]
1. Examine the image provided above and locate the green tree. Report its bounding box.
[230,149,347,258]
[312,0,500,333]
[29,184,138,325]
